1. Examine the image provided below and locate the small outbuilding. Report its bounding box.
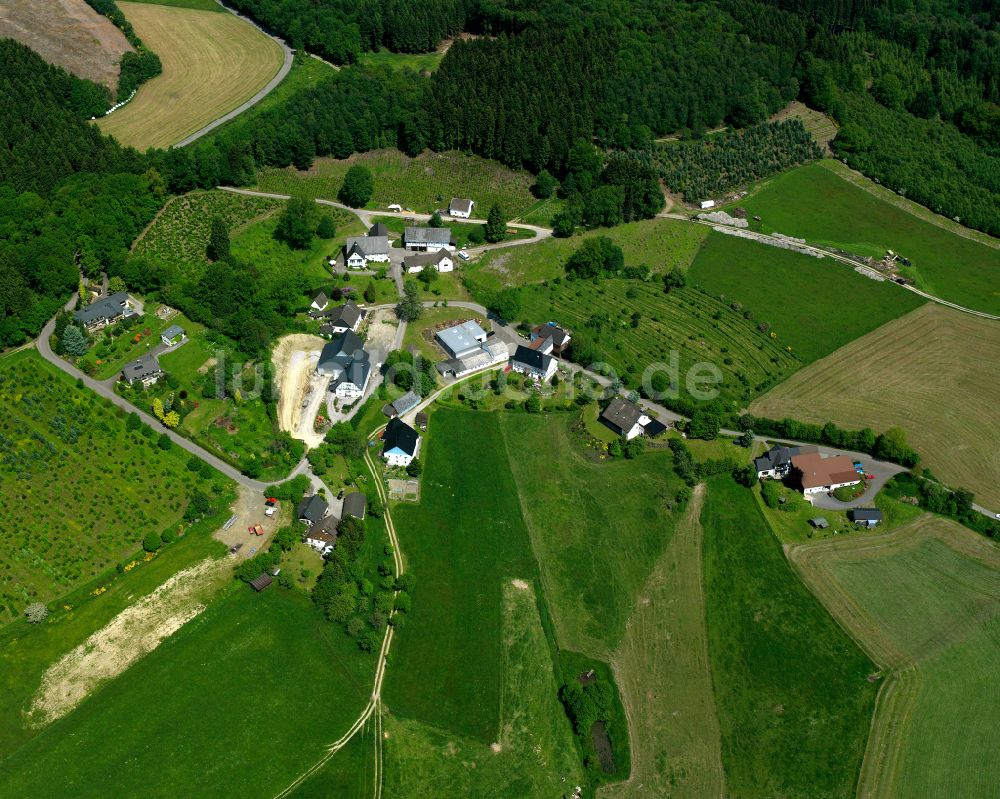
[849,508,884,527]
[249,573,273,592]
[809,517,830,530]
[448,198,474,219]
[160,324,186,347]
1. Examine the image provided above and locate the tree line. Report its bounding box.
[82,0,162,101]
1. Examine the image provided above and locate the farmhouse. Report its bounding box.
[383,390,421,419]
[791,451,862,496]
[297,494,329,528]
[436,340,509,378]
[305,523,338,556]
[160,324,186,347]
[599,398,652,440]
[342,235,390,268]
[449,198,474,219]
[755,444,819,479]
[382,417,421,467]
[120,354,163,388]
[849,508,883,527]
[73,291,134,331]
[511,344,557,382]
[342,491,367,520]
[403,249,454,274]
[318,301,365,336]
[530,323,572,356]
[403,227,455,253]
[436,320,489,359]
[310,291,328,312]
[317,330,372,400]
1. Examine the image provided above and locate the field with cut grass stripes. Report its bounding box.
[752,304,1000,510]
[97,3,283,149]
[702,477,876,798]
[790,516,1000,799]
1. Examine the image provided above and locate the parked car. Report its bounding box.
[229,543,243,555]
[457,250,471,261]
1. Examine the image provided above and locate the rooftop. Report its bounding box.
[449,198,473,214]
[162,324,185,340]
[121,354,161,382]
[73,292,129,325]
[345,235,389,257]
[600,398,646,434]
[791,452,861,490]
[404,227,453,245]
[383,417,419,456]
[436,320,488,358]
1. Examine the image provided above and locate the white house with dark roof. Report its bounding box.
[297,494,329,528]
[511,344,557,382]
[403,227,455,253]
[310,291,328,312]
[305,517,338,556]
[318,301,365,336]
[382,417,421,467]
[73,291,134,332]
[160,324,186,347]
[317,330,371,400]
[403,249,454,274]
[341,235,390,268]
[599,398,652,440]
[120,354,163,388]
[448,198,474,219]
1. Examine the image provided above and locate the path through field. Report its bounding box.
[97,3,284,149]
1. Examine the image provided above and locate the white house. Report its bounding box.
[449,198,474,219]
[317,331,372,400]
[510,344,557,382]
[310,291,328,312]
[120,354,163,388]
[435,320,489,359]
[160,324,186,348]
[791,452,863,496]
[403,249,454,274]
[305,517,338,556]
[382,417,420,467]
[318,301,365,336]
[599,398,651,440]
[73,291,134,332]
[436,341,508,379]
[403,227,455,253]
[341,236,390,268]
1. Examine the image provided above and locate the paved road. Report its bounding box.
[174,2,294,148]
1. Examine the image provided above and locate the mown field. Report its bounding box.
[598,485,727,799]
[383,409,542,743]
[516,279,799,403]
[0,350,223,622]
[701,477,876,798]
[253,149,540,218]
[132,190,283,277]
[0,587,374,798]
[790,515,1000,799]
[383,581,585,797]
[97,3,283,149]
[740,160,1000,315]
[687,230,925,364]
[751,304,1000,509]
[468,217,708,294]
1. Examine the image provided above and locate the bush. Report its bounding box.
[143,531,162,552]
[25,602,49,623]
[338,165,374,207]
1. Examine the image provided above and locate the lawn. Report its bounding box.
[88,307,204,380]
[96,3,284,149]
[514,279,799,404]
[359,48,445,73]
[701,477,877,798]
[131,189,283,279]
[401,305,491,363]
[0,587,374,798]
[0,350,229,623]
[751,304,1000,509]
[253,149,539,218]
[382,581,585,798]
[382,409,541,743]
[789,515,1000,799]
[601,485,726,799]
[687,229,925,364]
[467,217,708,295]
[499,413,688,658]
[740,160,1000,315]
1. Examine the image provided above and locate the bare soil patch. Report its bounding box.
[0,0,132,90]
[770,100,838,154]
[272,333,325,441]
[27,557,230,727]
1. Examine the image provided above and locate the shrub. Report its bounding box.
[143,531,162,552]
[25,602,49,623]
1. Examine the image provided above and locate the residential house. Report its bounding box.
[318,301,365,336]
[342,492,367,520]
[342,235,390,268]
[754,444,818,480]
[790,452,862,496]
[73,291,133,331]
[160,324,186,347]
[599,398,652,440]
[382,417,420,467]
[449,198,474,219]
[436,341,508,379]
[530,323,571,356]
[510,344,557,382]
[403,227,455,253]
[297,494,329,528]
[310,291,328,312]
[403,249,454,274]
[120,354,163,388]
[849,508,883,527]
[317,330,371,400]
[436,320,489,359]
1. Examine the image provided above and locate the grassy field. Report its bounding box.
[468,217,708,294]
[600,485,726,799]
[383,580,585,797]
[383,409,542,743]
[789,515,1000,799]
[127,0,223,10]
[359,48,445,72]
[687,230,925,364]
[751,304,1000,509]
[701,477,876,798]
[88,307,204,380]
[253,149,539,218]
[739,160,1000,315]
[132,190,283,278]
[499,413,687,658]
[516,279,799,403]
[0,586,374,798]
[97,3,283,149]
[0,350,225,622]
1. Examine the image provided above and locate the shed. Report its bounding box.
[809,517,830,529]
[249,573,273,592]
[849,508,884,527]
